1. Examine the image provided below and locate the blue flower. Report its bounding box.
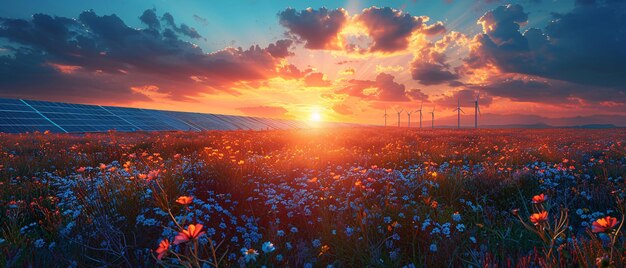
[262,241,275,253]
[429,243,437,252]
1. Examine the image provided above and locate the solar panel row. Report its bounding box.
[0,98,326,133]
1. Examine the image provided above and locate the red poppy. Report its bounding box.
[155,239,170,260]
[176,196,193,205]
[592,216,618,233]
[532,194,547,204]
[530,211,548,225]
[174,224,205,244]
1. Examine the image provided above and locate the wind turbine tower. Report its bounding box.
[430,106,435,129]
[417,98,423,129]
[407,110,413,128]
[474,92,481,129]
[384,109,388,127]
[395,108,403,127]
[453,97,464,129]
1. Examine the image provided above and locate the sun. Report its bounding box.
[310,111,322,122]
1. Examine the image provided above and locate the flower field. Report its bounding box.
[1,127,625,267]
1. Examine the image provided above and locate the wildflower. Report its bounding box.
[242,248,259,262]
[99,163,106,169]
[452,212,461,222]
[290,226,298,233]
[512,209,520,216]
[312,239,321,248]
[429,243,437,252]
[530,211,548,225]
[262,241,275,253]
[596,255,610,268]
[155,239,170,260]
[592,216,619,233]
[176,196,193,205]
[174,224,205,244]
[34,239,45,248]
[76,167,86,173]
[345,226,354,236]
[319,245,330,256]
[532,194,547,204]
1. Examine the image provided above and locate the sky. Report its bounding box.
[1,0,625,126]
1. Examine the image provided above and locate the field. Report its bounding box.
[1,127,625,267]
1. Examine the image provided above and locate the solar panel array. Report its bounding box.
[0,98,346,133]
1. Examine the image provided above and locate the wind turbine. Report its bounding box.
[384,108,388,127]
[416,98,424,129]
[474,92,481,129]
[395,108,403,127]
[407,110,413,128]
[453,97,464,129]
[430,106,435,129]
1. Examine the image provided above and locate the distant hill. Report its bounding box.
[399,113,626,128]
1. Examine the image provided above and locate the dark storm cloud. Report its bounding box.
[139,8,160,29]
[277,7,349,49]
[337,73,423,102]
[411,62,459,85]
[435,89,493,109]
[472,78,626,105]
[465,2,626,103]
[357,7,425,53]
[161,12,202,39]
[0,9,300,103]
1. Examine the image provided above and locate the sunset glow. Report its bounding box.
[0,0,624,126]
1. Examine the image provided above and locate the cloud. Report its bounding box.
[304,72,331,87]
[0,9,300,103]
[337,73,416,102]
[356,7,426,53]
[332,102,353,115]
[434,89,493,109]
[237,105,288,117]
[139,8,160,30]
[471,77,626,105]
[161,12,202,39]
[411,62,459,85]
[193,14,208,26]
[410,31,465,85]
[464,2,626,104]
[278,7,349,50]
[266,39,294,58]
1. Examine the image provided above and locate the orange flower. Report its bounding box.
[173,224,205,244]
[76,167,86,173]
[592,216,619,233]
[530,211,548,225]
[176,196,193,205]
[155,239,170,260]
[532,194,547,204]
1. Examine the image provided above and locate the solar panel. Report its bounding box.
[0,99,65,133]
[24,100,136,132]
[142,109,199,131]
[0,97,315,133]
[102,106,179,131]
